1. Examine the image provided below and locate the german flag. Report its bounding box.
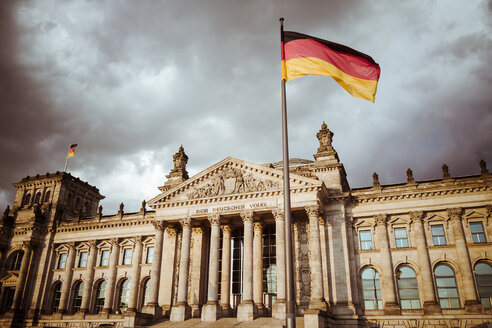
[67,144,77,158]
[281,31,380,102]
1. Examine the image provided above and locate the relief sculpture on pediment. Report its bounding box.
[187,167,280,199]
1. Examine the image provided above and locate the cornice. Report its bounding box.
[55,218,154,233]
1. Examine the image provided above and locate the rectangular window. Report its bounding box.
[431,224,447,246]
[146,246,154,264]
[78,251,88,268]
[394,227,409,248]
[57,253,67,269]
[359,230,372,250]
[123,248,132,265]
[100,250,109,266]
[470,222,486,243]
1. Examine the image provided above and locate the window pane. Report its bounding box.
[58,253,67,269]
[100,250,109,266]
[470,222,484,233]
[146,246,154,264]
[436,277,457,287]
[394,228,407,238]
[435,264,454,276]
[123,249,132,265]
[79,252,88,268]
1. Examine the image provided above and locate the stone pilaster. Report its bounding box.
[374,214,400,314]
[410,211,440,314]
[448,208,483,313]
[12,241,33,310]
[202,215,222,322]
[237,211,256,321]
[58,242,76,313]
[127,236,143,312]
[79,240,97,313]
[272,209,286,320]
[159,226,177,314]
[143,220,165,317]
[220,224,232,315]
[102,238,120,313]
[170,218,192,321]
[253,220,264,315]
[305,206,327,311]
[318,216,331,307]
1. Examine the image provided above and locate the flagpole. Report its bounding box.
[64,144,70,172]
[280,17,296,328]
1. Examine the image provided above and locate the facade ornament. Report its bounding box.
[118,202,124,217]
[272,209,285,222]
[172,145,189,179]
[165,225,177,237]
[88,240,97,249]
[140,200,147,213]
[480,159,490,176]
[406,168,415,183]
[179,217,192,228]
[220,224,231,233]
[109,238,119,247]
[187,167,280,199]
[3,205,10,220]
[22,240,33,250]
[132,236,143,245]
[192,226,204,234]
[98,205,103,216]
[305,205,320,218]
[207,214,221,226]
[442,164,451,179]
[152,220,167,231]
[318,216,326,226]
[240,211,254,224]
[447,208,463,221]
[372,172,380,188]
[253,220,263,231]
[374,214,388,226]
[409,211,424,224]
[316,122,334,153]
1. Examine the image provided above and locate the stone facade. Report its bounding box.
[0,123,491,327]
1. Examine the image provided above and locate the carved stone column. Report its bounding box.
[253,220,264,315]
[374,214,399,314]
[202,215,222,322]
[80,240,97,313]
[409,212,440,314]
[127,236,143,312]
[272,209,286,320]
[305,206,327,311]
[220,224,232,315]
[448,208,482,312]
[144,220,165,317]
[103,238,120,313]
[58,242,76,313]
[170,217,192,321]
[12,241,33,310]
[237,211,256,321]
[318,216,330,306]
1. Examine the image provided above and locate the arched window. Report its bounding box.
[141,278,151,308]
[361,267,382,310]
[397,266,420,309]
[34,192,42,205]
[118,279,130,313]
[474,261,492,309]
[94,280,107,313]
[8,251,24,271]
[71,281,84,313]
[22,193,31,207]
[435,264,460,308]
[44,190,51,203]
[51,282,62,314]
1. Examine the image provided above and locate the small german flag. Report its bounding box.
[67,144,77,158]
[281,31,380,102]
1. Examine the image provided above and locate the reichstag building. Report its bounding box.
[0,123,491,327]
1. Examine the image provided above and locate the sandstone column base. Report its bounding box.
[272,299,286,320]
[303,308,326,328]
[237,301,257,322]
[170,303,191,322]
[142,302,162,319]
[201,302,222,322]
[220,304,232,317]
[464,300,484,314]
[309,298,328,312]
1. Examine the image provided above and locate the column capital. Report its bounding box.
[192,226,204,234]
[208,214,221,226]
[21,240,34,251]
[374,214,388,226]
[253,220,263,231]
[152,220,167,231]
[67,241,76,251]
[272,209,284,221]
[318,216,326,226]
[132,236,143,245]
[165,225,177,236]
[241,211,254,224]
[109,238,119,247]
[305,205,320,218]
[220,224,232,234]
[180,217,192,228]
[409,211,424,223]
[88,240,97,248]
[447,208,463,221]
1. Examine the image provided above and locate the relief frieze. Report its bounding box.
[187,167,280,199]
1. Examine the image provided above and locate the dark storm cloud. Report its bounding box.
[1,1,491,213]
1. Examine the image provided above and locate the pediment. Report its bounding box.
[148,157,322,207]
[0,272,19,287]
[425,213,448,223]
[464,210,485,219]
[388,217,409,226]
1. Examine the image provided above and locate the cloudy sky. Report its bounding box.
[1,0,491,214]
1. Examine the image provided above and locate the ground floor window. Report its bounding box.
[397,266,420,309]
[141,278,151,308]
[71,281,84,313]
[362,267,382,310]
[474,261,492,308]
[94,280,107,313]
[435,264,460,308]
[118,279,130,313]
[51,282,62,314]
